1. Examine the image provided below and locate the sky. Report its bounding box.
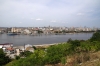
[0,0,100,27]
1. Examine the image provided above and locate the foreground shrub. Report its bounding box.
[0,49,11,66]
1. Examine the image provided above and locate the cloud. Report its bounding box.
[22,17,24,19]
[0,0,100,27]
[36,18,43,21]
[77,13,84,16]
[31,18,34,19]
[19,22,22,24]
[50,20,57,23]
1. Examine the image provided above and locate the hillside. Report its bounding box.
[5,31,100,66]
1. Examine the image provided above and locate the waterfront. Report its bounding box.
[0,33,93,46]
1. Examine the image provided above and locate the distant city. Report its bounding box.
[0,26,99,35]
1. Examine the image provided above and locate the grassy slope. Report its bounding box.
[45,51,100,66]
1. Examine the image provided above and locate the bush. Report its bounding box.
[0,49,11,66]
[61,57,67,65]
[8,50,46,66]
[90,32,100,42]
[6,32,100,65]
[20,51,33,57]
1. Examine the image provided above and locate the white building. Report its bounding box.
[0,43,13,48]
[25,44,32,49]
[24,29,31,34]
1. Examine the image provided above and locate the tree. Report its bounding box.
[15,56,20,60]
[44,43,70,64]
[67,38,72,43]
[20,51,33,57]
[32,46,37,50]
[70,40,81,47]
[0,49,11,66]
[37,30,43,34]
[29,50,46,65]
[90,32,100,41]
[69,40,81,52]
[62,30,66,33]
[44,45,63,64]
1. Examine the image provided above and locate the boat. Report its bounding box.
[7,32,18,36]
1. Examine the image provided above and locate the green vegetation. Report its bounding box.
[6,31,100,66]
[6,50,46,66]
[90,31,100,42]
[32,46,37,50]
[0,49,11,66]
[37,30,43,34]
[20,51,33,57]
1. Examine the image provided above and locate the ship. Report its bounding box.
[7,27,18,36]
[7,32,18,36]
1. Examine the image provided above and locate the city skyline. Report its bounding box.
[0,0,100,27]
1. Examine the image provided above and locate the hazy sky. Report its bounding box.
[0,0,100,27]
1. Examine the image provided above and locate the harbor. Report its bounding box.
[0,33,93,46]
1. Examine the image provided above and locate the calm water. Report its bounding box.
[0,33,93,46]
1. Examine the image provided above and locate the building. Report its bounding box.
[0,43,13,48]
[26,47,34,52]
[23,29,31,34]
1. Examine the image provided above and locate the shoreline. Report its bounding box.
[14,43,61,49]
[33,43,59,48]
[0,33,93,46]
